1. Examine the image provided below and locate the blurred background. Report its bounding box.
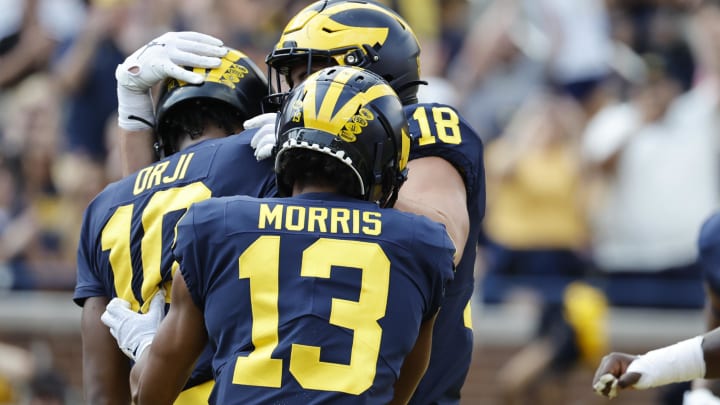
[0,0,717,403]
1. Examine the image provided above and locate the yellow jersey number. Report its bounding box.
[232,236,390,395]
[412,106,462,146]
[101,182,212,312]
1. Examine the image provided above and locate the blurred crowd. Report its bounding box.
[1,0,719,403]
[461,0,720,403]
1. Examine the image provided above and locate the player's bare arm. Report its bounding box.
[81,296,131,405]
[390,312,439,405]
[119,128,155,176]
[132,273,207,405]
[396,156,469,265]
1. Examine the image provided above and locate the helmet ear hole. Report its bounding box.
[343,49,365,66]
[344,53,358,65]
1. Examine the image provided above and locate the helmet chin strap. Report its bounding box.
[371,141,386,205]
[393,80,428,105]
[128,114,155,129]
[384,168,407,208]
[127,113,165,159]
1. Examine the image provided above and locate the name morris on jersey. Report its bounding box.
[258,203,382,236]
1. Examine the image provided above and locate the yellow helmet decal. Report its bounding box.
[199,49,250,89]
[170,49,250,90]
[282,6,320,33]
[278,3,402,56]
[324,2,418,39]
[301,69,397,139]
[399,126,410,171]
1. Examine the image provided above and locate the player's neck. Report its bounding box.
[178,126,235,151]
[292,184,338,196]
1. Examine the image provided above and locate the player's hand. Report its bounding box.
[246,112,277,161]
[116,32,227,130]
[592,352,642,398]
[101,290,166,361]
[117,31,227,93]
[684,388,720,405]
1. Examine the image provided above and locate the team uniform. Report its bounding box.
[174,192,456,404]
[73,130,276,398]
[405,102,485,404]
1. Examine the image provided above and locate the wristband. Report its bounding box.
[117,85,155,131]
[627,335,706,389]
[134,337,153,361]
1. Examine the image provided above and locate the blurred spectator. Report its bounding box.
[448,0,545,142]
[0,158,35,291]
[0,0,85,89]
[481,93,591,309]
[0,73,65,291]
[51,0,137,162]
[479,94,603,404]
[530,0,614,116]
[0,71,104,290]
[42,153,106,288]
[581,50,714,310]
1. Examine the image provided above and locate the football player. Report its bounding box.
[73,36,274,404]
[102,66,455,404]
[259,2,485,403]
[591,328,720,400]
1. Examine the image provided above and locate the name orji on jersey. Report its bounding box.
[132,152,195,195]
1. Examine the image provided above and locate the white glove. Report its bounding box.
[101,290,166,361]
[684,389,720,405]
[246,112,277,161]
[116,31,228,130]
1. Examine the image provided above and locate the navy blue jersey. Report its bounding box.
[73,130,276,388]
[174,192,455,404]
[404,102,485,404]
[699,211,720,294]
